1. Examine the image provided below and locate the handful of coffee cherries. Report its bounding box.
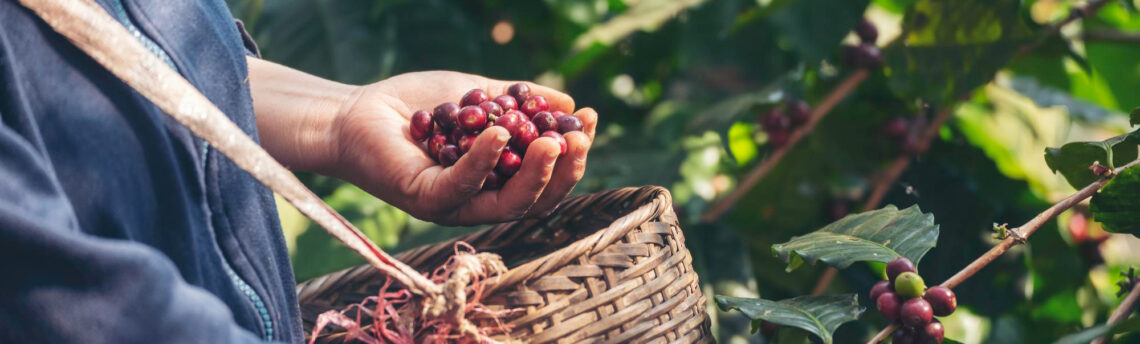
[871,257,958,344]
[407,83,583,190]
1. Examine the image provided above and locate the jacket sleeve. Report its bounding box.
[0,121,272,343]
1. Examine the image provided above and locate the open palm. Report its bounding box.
[330,71,597,225]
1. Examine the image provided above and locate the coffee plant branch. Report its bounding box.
[1092,279,1140,344]
[868,157,1140,344]
[701,69,870,223]
[816,0,1114,300]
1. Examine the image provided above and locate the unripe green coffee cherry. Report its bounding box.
[894,272,926,298]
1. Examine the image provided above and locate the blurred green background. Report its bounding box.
[227,0,1140,342]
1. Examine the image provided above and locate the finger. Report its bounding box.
[487,80,574,113]
[573,107,598,141]
[430,126,510,209]
[524,131,590,217]
[452,137,559,223]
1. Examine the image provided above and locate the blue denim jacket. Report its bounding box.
[0,0,302,342]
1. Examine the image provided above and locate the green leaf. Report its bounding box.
[768,0,871,65]
[1051,316,1140,344]
[885,0,1032,105]
[771,205,940,272]
[1091,165,1140,236]
[1131,107,1140,126]
[1044,133,1140,189]
[714,294,864,344]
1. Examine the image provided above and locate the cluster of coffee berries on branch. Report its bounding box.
[843,19,882,69]
[408,83,583,189]
[870,257,957,344]
[757,100,812,149]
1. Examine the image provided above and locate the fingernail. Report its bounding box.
[495,133,510,150]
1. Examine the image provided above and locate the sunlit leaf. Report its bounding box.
[1044,133,1140,189]
[771,205,939,272]
[715,294,864,344]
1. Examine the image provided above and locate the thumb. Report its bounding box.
[432,126,510,207]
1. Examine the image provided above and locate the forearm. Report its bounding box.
[246,56,360,172]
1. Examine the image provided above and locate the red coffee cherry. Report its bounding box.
[886,257,917,284]
[876,292,903,321]
[512,121,539,152]
[409,110,433,141]
[922,320,944,344]
[492,95,518,111]
[507,83,531,104]
[760,109,790,131]
[479,100,504,118]
[892,326,919,344]
[432,102,460,131]
[496,148,522,176]
[520,95,549,117]
[495,110,525,137]
[856,19,878,44]
[869,280,893,304]
[428,134,448,162]
[556,115,583,133]
[460,88,490,107]
[900,298,934,327]
[542,131,567,156]
[767,130,790,148]
[532,111,558,133]
[457,134,477,154]
[787,100,811,126]
[854,43,883,69]
[457,105,488,134]
[483,170,504,190]
[438,145,461,167]
[923,286,957,317]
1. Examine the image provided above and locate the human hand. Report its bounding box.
[327,71,597,225]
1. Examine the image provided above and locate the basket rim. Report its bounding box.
[487,185,671,292]
[296,185,673,303]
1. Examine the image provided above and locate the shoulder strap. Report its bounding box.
[17,0,440,297]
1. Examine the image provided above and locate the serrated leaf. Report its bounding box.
[715,294,864,344]
[1044,133,1140,189]
[1090,165,1140,237]
[771,205,939,272]
[1131,107,1139,126]
[1051,316,1140,344]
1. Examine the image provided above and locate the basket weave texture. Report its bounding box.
[296,186,712,343]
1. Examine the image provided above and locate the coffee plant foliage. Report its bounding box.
[228,0,1140,342]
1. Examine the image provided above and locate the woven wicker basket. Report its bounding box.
[296,186,712,343]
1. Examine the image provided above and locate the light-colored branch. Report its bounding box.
[701,69,870,223]
[1092,280,1140,344]
[868,158,1140,343]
